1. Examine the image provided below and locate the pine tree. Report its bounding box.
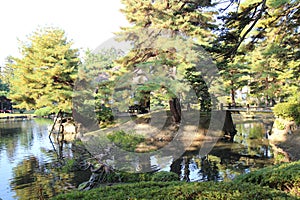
[214,0,300,105]
[117,0,218,122]
[74,48,123,126]
[8,27,80,114]
[219,55,250,106]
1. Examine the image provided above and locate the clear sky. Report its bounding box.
[0,0,128,65]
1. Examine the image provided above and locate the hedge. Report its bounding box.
[234,160,300,196]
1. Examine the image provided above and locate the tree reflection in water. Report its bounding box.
[3,117,276,199]
[168,120,274,182]
[171,155,220,182]
[10,156,75,200]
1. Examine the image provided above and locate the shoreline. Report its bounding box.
[2,112,298,162]
[269,129,300,161]
[0,113,37,120]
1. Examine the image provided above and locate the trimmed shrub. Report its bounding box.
[52,161,300,199]
[151,171,179,182]
[234,160,300,196]
[52,181,295,200]
[77,170,177,187]
[117,172,152,183]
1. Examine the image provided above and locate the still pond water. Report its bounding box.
[0,115,275,199]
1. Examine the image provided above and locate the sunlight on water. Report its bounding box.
[0,119,75,200]
[156,115,275,182]
[0,114,276,199]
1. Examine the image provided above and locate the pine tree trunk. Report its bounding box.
[265,77,269,107]
[230,80,236,107]
[169,97,181,123]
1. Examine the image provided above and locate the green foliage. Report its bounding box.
[267,0,290,8]
[34,107,52,117]
[107,130,144,152]
[119,0,215,43]
[116,0,220,113]
[0,79,9,97]
[61,158,77,173]
[247,46,286,102]
[218,56,250,105]
[8,27,80,113]
[214,0,300,105]
[234,160,300,196]
[53,161,300,199]
[150,93,169,111]
[80,170,177,185]
[151,171,179,182]
[273,101,300,124]
[75,48,123,125]
[274,152,287,164]
[185,66,212,111]
[52,181,295,200]
[273,119,286,130]
[95,104,114,125]
[116,171,152,183]
[77,168,178,190]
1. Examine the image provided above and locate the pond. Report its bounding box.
[0,118,89,200]
[164,114,275,182]
[0,114,276,199]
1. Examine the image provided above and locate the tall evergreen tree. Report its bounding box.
[8,27,80,114]
[213,0,300,105]
[219,55,250,106]
[118,0,218,122]
[74,48,123,126]
[0,79,9,97]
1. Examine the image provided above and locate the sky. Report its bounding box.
[0,0,129,66]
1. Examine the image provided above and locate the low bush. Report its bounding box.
[79,170,177,187]
[52,161,300,199]
[273,118,286,130]
[111,171,152,183]
[273,102,300,125]
[52,181,295,200]
[107,130,144,152]
[61,158,77,173]
[234,160,300,196]
[151,171,179,182]
[76,170,179,191]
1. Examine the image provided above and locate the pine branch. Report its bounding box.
[227,0,267,59]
